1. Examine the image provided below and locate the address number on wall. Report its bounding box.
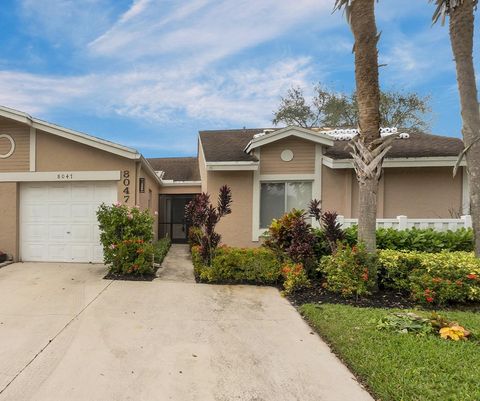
[122,170,131,203]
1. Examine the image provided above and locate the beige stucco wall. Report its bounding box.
[0,183,18,260]
[382,167,462,218]
[36,130,136,206]
[260,137,315,174]
[0,117,30,172]
[206,170,256,248]
[321,166,462,219]
[137,166,161,240]
[198,139,208,192]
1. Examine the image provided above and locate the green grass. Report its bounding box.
[300,303,480,401]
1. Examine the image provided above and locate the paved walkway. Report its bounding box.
[157,244,195,282]
[0,246,373,401]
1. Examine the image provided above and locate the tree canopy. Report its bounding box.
[272,85,431,131]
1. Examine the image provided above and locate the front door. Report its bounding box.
[159,195,195,243]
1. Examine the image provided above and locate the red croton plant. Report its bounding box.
[185,185,232,265]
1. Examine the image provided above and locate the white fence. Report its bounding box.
[337,215,472,231]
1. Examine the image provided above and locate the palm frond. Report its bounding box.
[430,0,478,25]
[333,0,355,24]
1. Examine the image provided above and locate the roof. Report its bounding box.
[147,157,200,182]
[199,128,464,161]
[324,131,464,159]
[199,129,264,162]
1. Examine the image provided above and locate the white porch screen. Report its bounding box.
[260,181,312,228]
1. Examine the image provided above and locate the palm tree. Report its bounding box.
[431,0,480,256]
[334,0,395,252]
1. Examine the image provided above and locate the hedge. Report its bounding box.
[192,246,282,284]
[343,226,473,253]
[378,250,480,305]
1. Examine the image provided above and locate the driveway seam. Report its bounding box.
[0,279,115,396]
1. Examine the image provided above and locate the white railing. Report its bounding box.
[337,215,472,231]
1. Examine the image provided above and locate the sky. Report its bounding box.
[0,0,478,157]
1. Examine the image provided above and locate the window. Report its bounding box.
[260,181,312,228]
[148,189,152,209]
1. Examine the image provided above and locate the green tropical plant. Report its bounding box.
[97,203,155,275]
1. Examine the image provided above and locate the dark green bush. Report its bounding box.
[153,237,171,265]
[192,245,282,285]
[343,226,473,253]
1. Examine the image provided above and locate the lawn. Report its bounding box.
[300,303,480,401]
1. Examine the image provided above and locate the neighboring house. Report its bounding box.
[0,105,468,263]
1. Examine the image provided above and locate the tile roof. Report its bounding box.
[199,128,464,161]
[147,157,200,181]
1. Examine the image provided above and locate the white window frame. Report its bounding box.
[251,144,323,241]
[259,180,314,229]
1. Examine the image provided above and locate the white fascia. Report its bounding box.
[244,126,334,153]
[206,161,259,171]
[322,156,467,169]
[161,180,202,187]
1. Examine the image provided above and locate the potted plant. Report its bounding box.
[0,251,7,263]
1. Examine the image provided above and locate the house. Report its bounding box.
[0,105,468,263]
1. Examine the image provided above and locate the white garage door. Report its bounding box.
[20,181,117,263]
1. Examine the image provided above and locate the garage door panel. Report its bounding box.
[48,184,70,201]
[49,224,70,242]
[71,184,94,200]
[23,244,46,261]
[21,181,117,263]
[70,224,93,242]
[71,245,92,262]
[21,204,49,223]
[71,204,93,222]
[22,185,49,201]
[94,184,117,203]
[48,244,68,261]
[23,224,48,241]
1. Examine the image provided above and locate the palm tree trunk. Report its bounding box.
[449,0,480,256]
[350,0,381,253]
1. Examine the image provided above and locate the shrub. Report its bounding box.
[378,250,480,305]
[377,249,422,292]
[344,225,473,253]
[319,244,378,298]
[185,186,232,265]
[153,237,171,265]
[264,209,316,272]
[97,203,155,275]
[192,246,282,285]
[281,262,311,295]
[187,226,203,249]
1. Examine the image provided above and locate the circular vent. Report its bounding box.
[280,149,294,162]
[0,134,15,159]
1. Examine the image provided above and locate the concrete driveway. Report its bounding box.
[0,246,372,401]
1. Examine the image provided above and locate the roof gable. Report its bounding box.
[244,126,334,153]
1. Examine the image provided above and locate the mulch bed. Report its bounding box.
[287,282,415,309]
[287,282,480,312]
